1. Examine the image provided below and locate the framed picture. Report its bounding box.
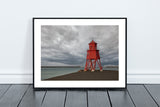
[33,18,127,89]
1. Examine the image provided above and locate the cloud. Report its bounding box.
[41,25,118,66]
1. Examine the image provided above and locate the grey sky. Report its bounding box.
[41,25,118,66]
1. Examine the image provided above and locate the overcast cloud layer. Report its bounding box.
[41,26,118,66]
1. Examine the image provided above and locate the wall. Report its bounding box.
[0,0,160,84]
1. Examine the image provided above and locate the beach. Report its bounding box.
[45,70,118,80]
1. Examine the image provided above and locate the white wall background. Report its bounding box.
[0,0,160,83]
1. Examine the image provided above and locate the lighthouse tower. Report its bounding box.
[84,40,103,72]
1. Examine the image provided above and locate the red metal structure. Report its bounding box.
[84,40,103,72]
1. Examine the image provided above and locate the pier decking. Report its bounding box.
[45,70,118,80]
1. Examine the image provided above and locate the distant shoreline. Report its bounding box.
[41,66,82,68]
[41,66,119,68]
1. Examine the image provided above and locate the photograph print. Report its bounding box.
[33,18,127,88]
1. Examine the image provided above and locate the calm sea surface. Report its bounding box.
[41,67,118,80]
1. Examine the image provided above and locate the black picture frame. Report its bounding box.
[33,17,127,89]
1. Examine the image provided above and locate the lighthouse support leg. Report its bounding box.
[89,60,94,71]
[84,59,89,71]
[91,60,96,72]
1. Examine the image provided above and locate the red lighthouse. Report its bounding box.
[84,40,103,72]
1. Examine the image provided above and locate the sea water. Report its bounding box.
[41,67,118,80]
[41,67,80,80]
